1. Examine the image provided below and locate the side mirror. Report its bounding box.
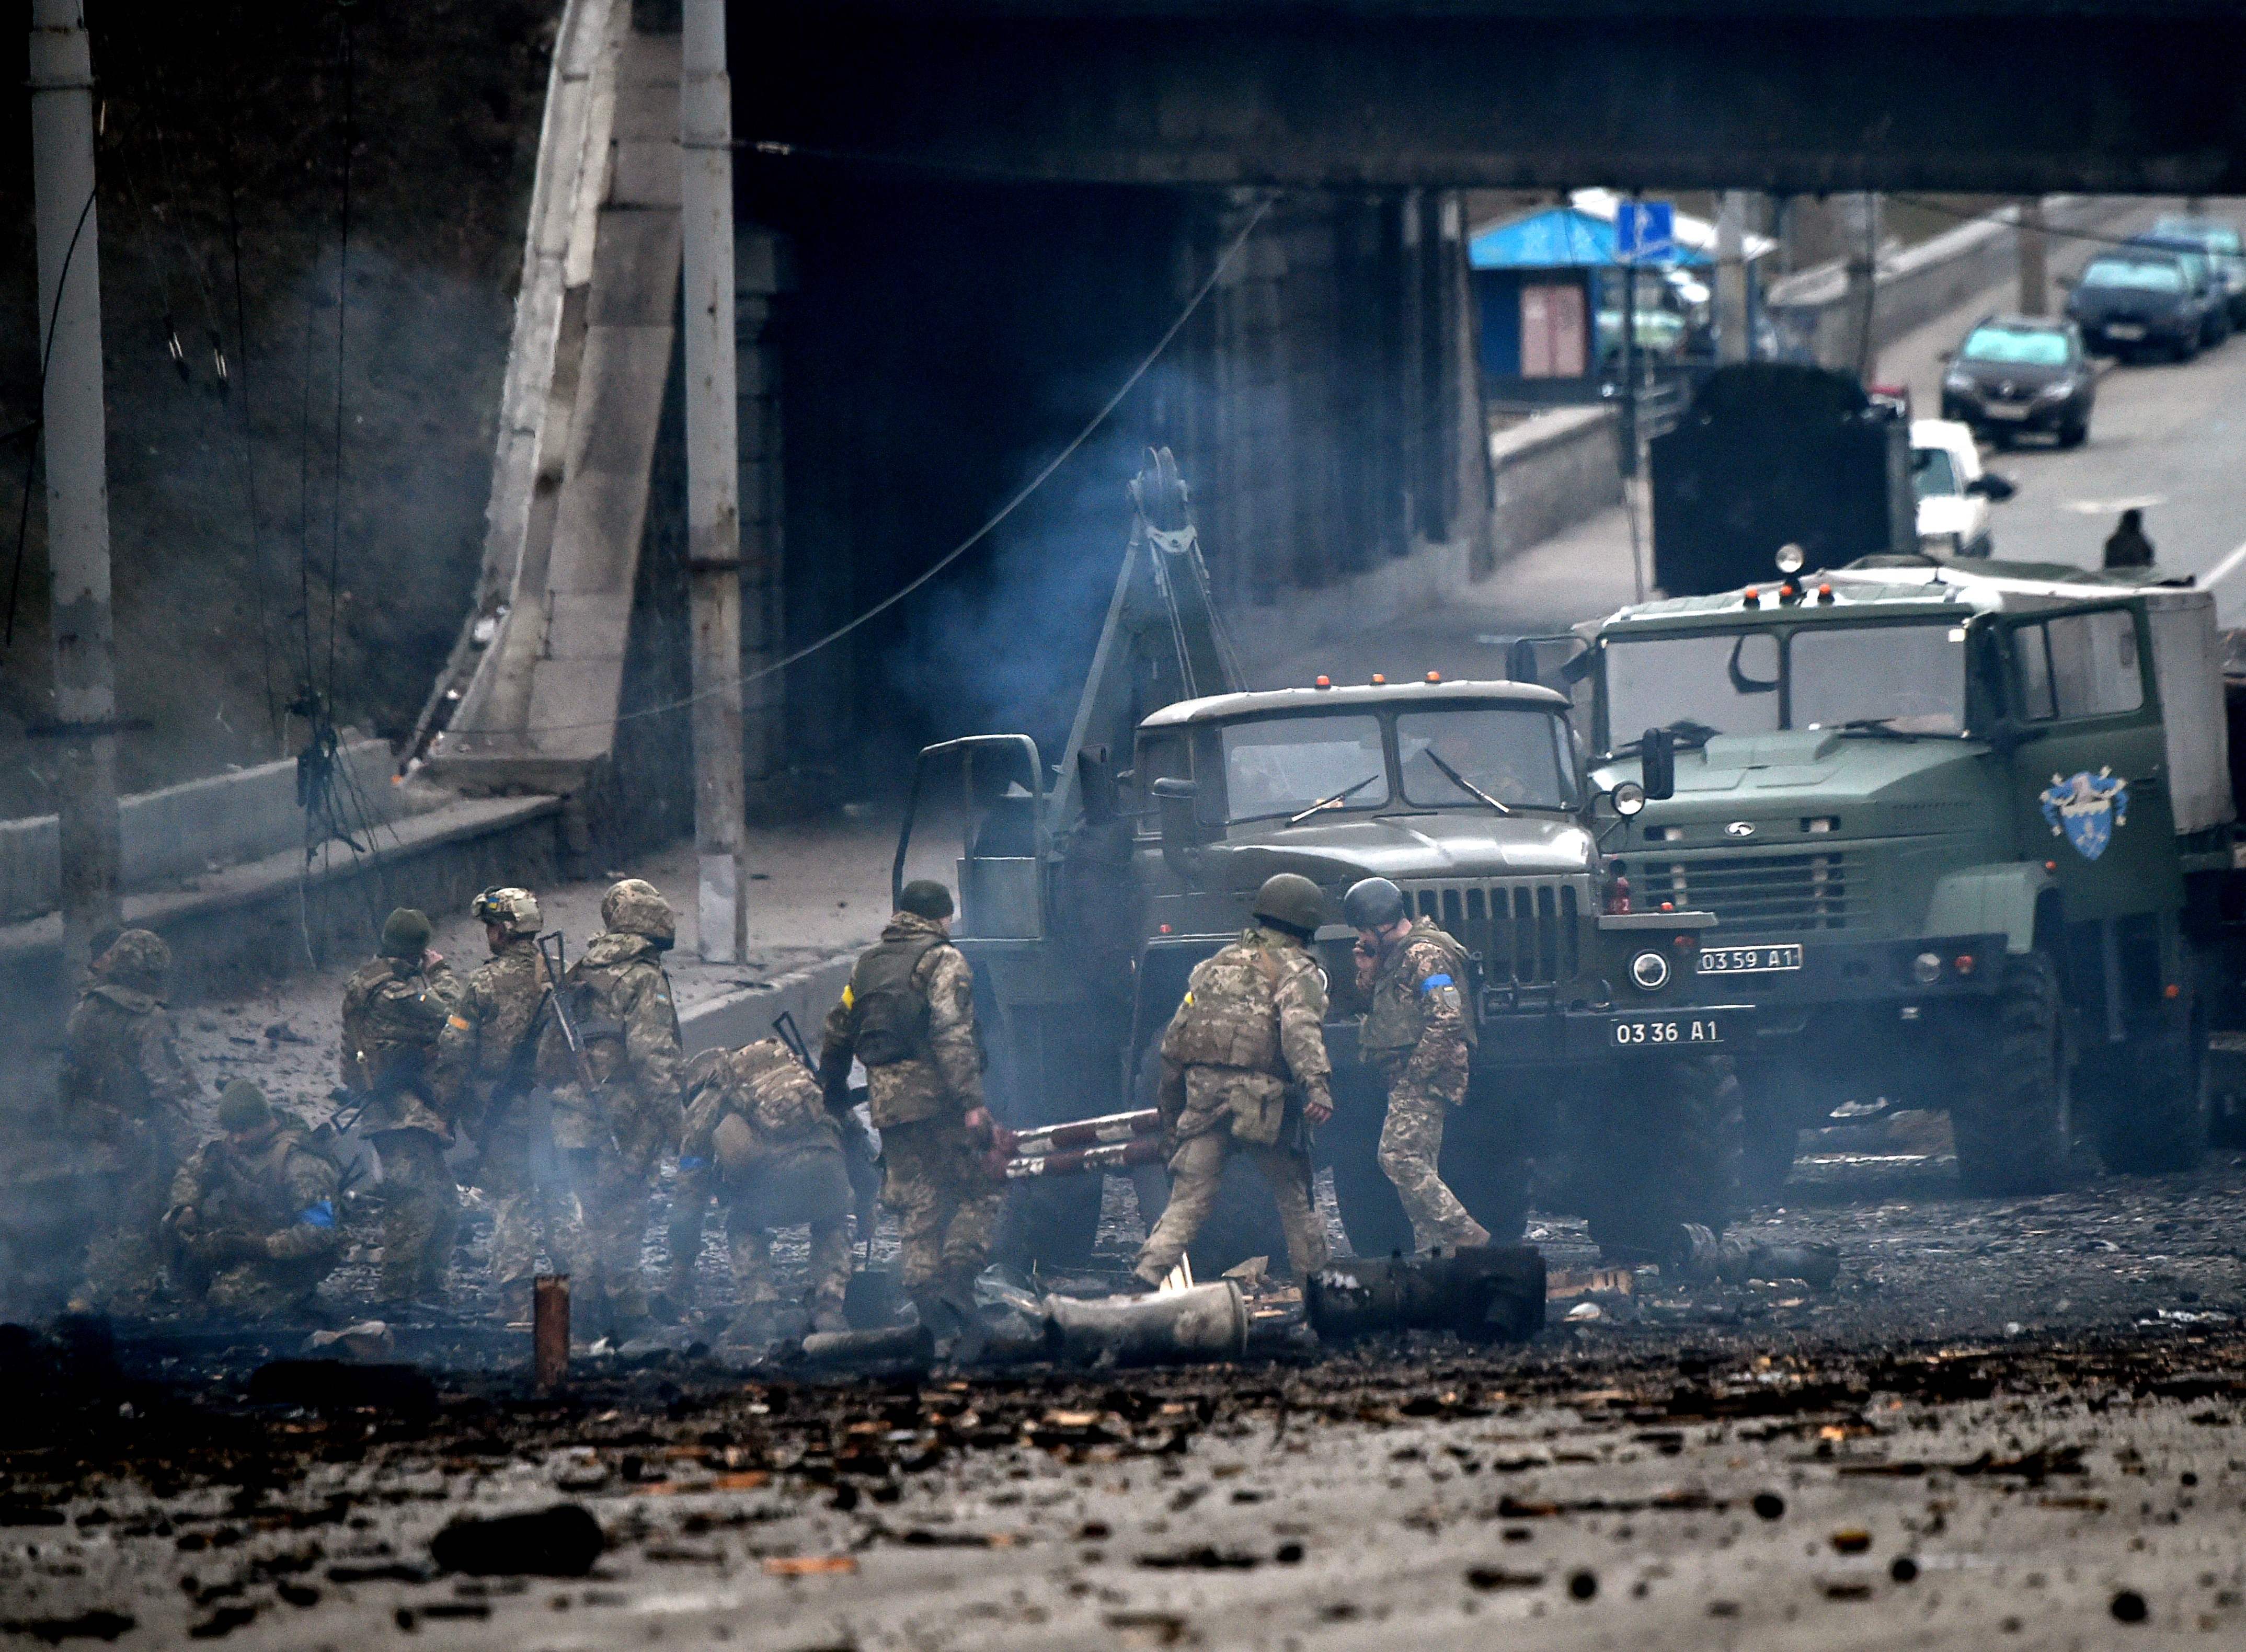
[1969,473,2017,502]
[1640,727,1677,801]
[1151,776,1203,841]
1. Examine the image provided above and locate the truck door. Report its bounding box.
[893,734,1047,939]
[2002,605,2181,921]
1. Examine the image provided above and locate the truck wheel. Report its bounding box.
[2091,988,2208,1175]
[1327,1133,1417,1259]
[1580,1053,1737,1261]
[994,1176,1104,1276]
[1952,950,2070,1196]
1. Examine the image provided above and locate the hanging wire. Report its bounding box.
[438,194,1275,743]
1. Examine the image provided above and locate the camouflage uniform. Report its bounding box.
[1360,917,1489,1252]
[818,909,998,1304]
[61,930,199,1311]
[340,943,462,1302]
[533,881,684,1331]
[434,936,576,1288]
[1134,924,1335,1286]
[162,1117,342,1319]
[680,1039,853,1334]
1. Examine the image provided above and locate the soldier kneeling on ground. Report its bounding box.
[161,1081,343,1321]
[1131,873,1337,1291]
[679,1039,856,1344]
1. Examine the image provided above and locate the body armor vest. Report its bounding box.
[846,935,944,1067]
[1359,921,1475,1062]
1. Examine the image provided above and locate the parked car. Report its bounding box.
[2065,249,2217,361]
[1910,418,2013,556]
[2123,233,2231,347]
[2152,215,2246,326]
[1938,315,2095,447]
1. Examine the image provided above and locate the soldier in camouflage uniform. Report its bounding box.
[818,879,998,1340]
[61,928,200,1312]
[1132,874,1337,1290]
[434,887,577,1303]
[1346,877,1492,1252]
[680,1039,855,1341]
[534,879,684,1336]
[340,908,462,1306]
[161,1081,342,1320]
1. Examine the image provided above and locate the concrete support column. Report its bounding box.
[1840,191,1882,380]
[1397,189,1426,544]
[680,0,746,961]
[737,228,790,815]
[29,0,120,990]
[1715,190,1751,364]
[2016,196,2048,317]
[1439,192,1495,578]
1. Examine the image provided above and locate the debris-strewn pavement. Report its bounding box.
[8,1144,2246,1649]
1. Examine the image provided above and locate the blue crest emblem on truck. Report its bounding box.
[2041,768,2130,861]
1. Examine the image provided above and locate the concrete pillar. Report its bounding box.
[2016,196,2048,317]
[680,0,746,961]
[1840,191,1882,380]
[738,228,790,814]
[1440,192,1495,578]
[1398,189,1425,546]
[1715,190,1750,364]
[29,0,121,990]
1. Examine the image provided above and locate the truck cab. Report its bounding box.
[1567,554,2240,1199]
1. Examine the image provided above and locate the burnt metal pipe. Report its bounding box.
[1305,1247,1547,1344]
[1045,1280,1248,1366]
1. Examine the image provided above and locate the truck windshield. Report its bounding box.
[1605,621,1968,743]
[1219,714,1389,821]
[1397,708,1576,809]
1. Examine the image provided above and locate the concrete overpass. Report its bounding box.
[736,2,2246,194]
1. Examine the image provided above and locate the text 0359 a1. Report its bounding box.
[1612,1016,1723,1046]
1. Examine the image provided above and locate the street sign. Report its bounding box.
[1615,199,1675,262]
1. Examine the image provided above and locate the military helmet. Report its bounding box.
[379,908,434,959]
[216,1079,274,1133]
[1342,876,1408,931]
[93,928,171,992]
[472,885,543,938]
[1251,873,1328,939]
[897,879,955,921]
[601,878,675,949]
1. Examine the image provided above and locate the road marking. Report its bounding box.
[2199,537,2246,592]
[2059,495,2167,515]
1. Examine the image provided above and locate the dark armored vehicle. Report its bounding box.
[897,453,1748,1271]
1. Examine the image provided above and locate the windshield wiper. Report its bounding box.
[1598,719,1718,763]
[1421,747,1512,816]
[1825,716,1962,741]
[1280,773,1383,828]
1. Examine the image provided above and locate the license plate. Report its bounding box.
[1612,1015,1724,1047]
[2106,323,2146,340]
[1697,944,1803,975]
[1983,402,2030,420]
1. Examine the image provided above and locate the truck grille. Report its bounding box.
[1399,877,1583,986]
[1641,851,1856,934]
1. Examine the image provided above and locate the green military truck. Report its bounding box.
[893,452,1750,1272]
[1540,553,2244,1198]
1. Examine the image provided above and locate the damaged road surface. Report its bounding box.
[7,1154,2246,1648]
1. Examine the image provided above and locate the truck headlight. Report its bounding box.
[1911,950,1943,985]
[1630,950,1671,990]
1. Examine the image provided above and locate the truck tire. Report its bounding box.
[1951,950,2070,1196]
[1732,1062,1799,1204]
[2091,990,2208,1175]
[1327,1135,1416,1259]
[1579,1052,1737,1261]
[994,1175,1104,1276]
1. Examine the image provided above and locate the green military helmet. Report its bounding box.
[216,1079,274,1133]
[601,878,676,950]
[93,927,172,993]
[379,907,434,959]
[897,879,955,921]
[472,885,543,938]
[1342,876,1407,931]
[1251,873,1328,940]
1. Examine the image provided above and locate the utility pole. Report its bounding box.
[680,0,746,963]
[1715,191,1750,364]
[2016,196,2048,317]
[29,0,121,991]
[1842,191,1881,381]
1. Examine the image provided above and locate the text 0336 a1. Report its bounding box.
[1612,1016,1723,1046]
